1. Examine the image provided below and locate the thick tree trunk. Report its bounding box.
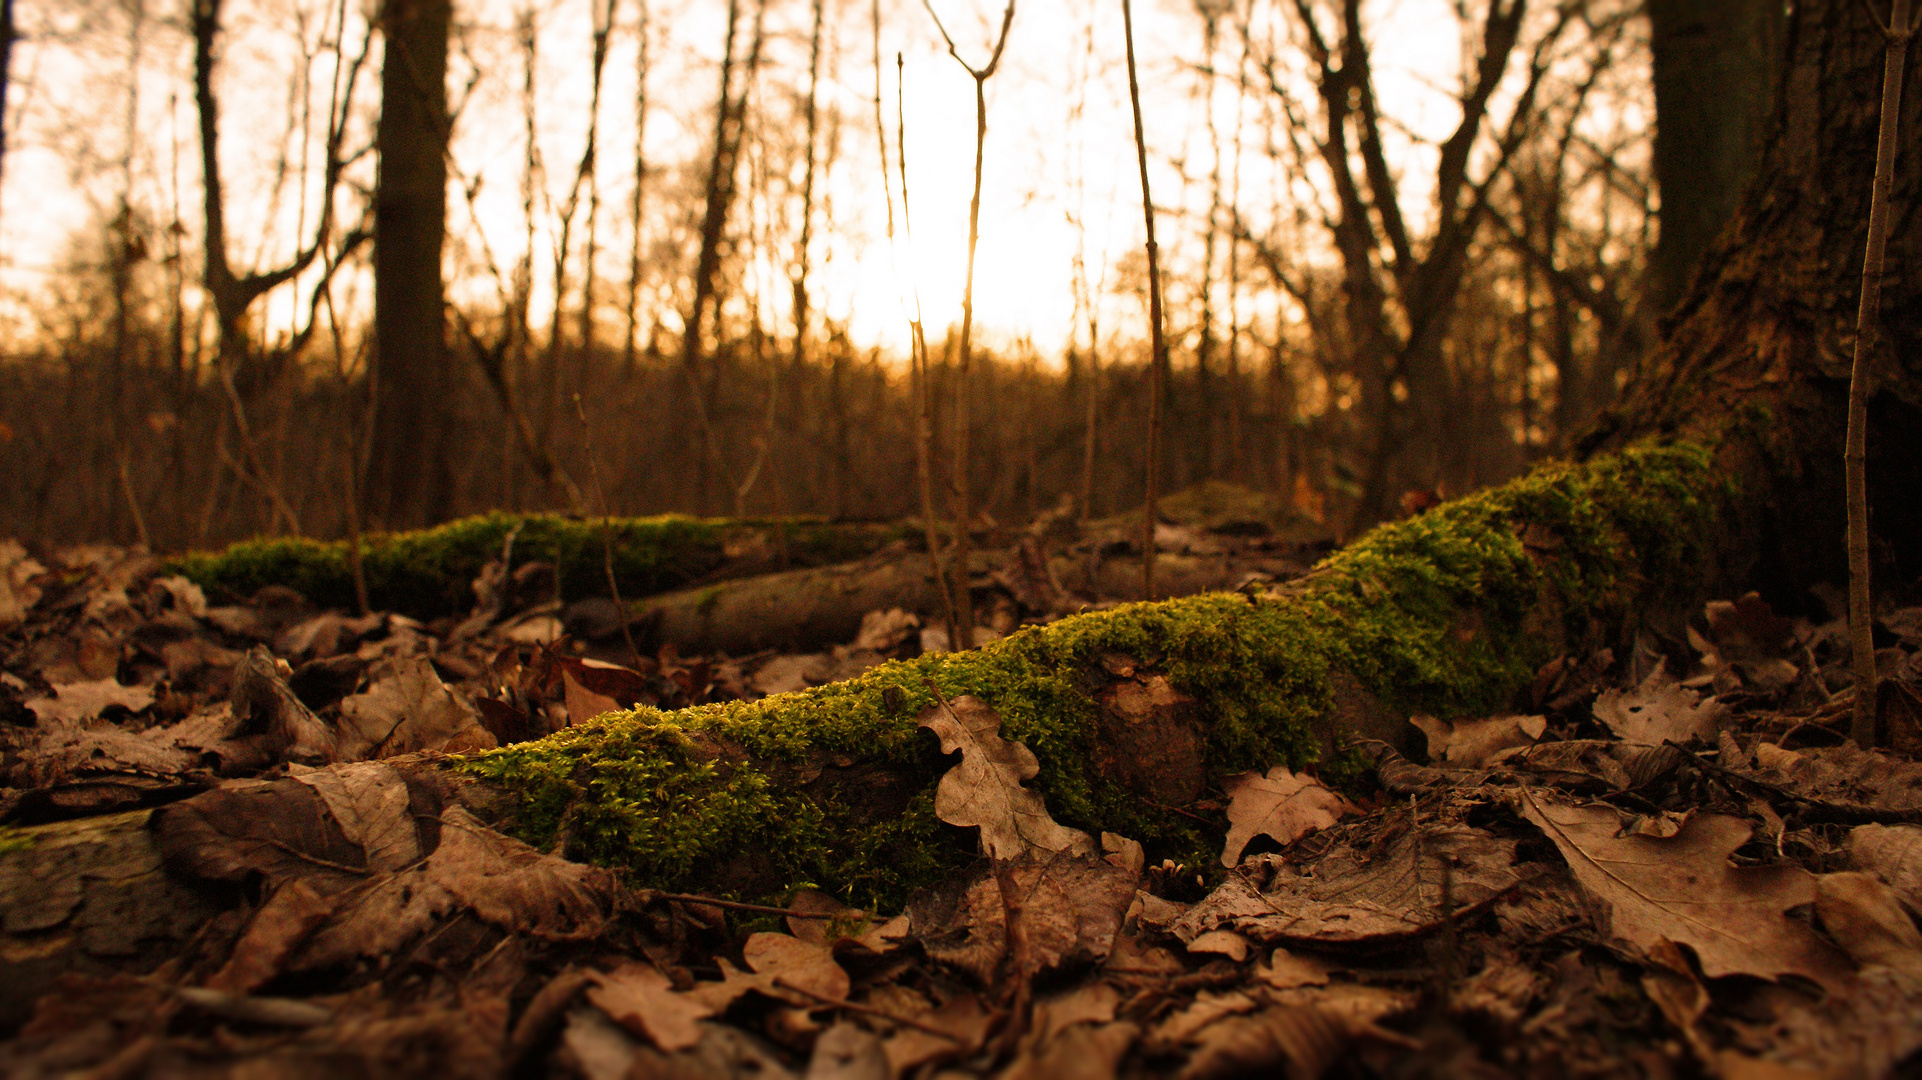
[368,0,454,530]
[1584,0,1922,600]
[1646,0,1785,313]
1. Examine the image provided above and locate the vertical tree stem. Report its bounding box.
[1847,0,1913,747]
[1123,0,1169,600]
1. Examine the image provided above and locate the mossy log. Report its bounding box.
[454,443,1720,909]
[166,513,914,619]
[628,540,1315,655]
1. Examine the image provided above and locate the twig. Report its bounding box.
[646,891,848,919]
[1122,0,1169,600]
[771,978,966,1040]
[116,451,152,549]
[574,394,643,668]
[919,0,1016,649]
[885,45,959,647]
[1676,740,1922,826]
[1846,0,1912,747]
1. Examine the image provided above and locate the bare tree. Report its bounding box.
[191,0,369,533]
[1237,0,1577,529]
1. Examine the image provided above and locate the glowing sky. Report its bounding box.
[0,0,1544,358]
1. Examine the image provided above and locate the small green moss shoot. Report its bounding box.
[166,513,909,617]
[457,442,1718,909]
[0,827,35,859]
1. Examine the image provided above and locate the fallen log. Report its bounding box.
[451,443,1721,909]
[166,513,914,619]
[627,538,1320,655]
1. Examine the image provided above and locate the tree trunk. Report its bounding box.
[1645,0,1785,314]
[1583,0,1922,597]
[368,0,454,530]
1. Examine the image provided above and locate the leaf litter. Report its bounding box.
[5,547,1922,1075]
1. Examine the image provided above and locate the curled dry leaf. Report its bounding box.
[1176,823,1521,947]
[1186,930,1251,962]
[1409,713,1545,767]
[804,1021,889,1080]
[916,694,1095,861]
[999,1020,1139,1080]
[909,855,1138,985]
[1219,765,1352,867]
[1850,824,1922,910]
[1517,789,1850,987]
[1814,872,1922,972]
[336,655,495,760]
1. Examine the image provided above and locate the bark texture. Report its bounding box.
[1646,0,1786,311]
[369,0,454,529]
[1585,0,1922,602]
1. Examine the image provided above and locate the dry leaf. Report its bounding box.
[880,993,992,1076]
[1517,789,1849,987]
[1177,1005,1349,1080]
[1814,872,1922,972]
[562,670,621,726]
[587,963,714,1052]
[917,694,1095,860]
[1593,661,1725,745]
[804,1021,889,1080]
[1148,991,1260,1050]
[1409,713,1546,767]
[743,931,851,1002]
[287,760,422,872]
[1850,824,1922,910]
[336,655,494,759]
[1177,824,1519,947]
[1000,1021,1138,1080]
[1255,949,1330,990]
[1219,765,1351,866]
[25,678,156,725]
[1028,983,1122,1048]
[1187,930,1251,962]
[0,539,46,631]
[910,856,1137,984]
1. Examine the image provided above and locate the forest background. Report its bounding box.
[0,0,1775,549]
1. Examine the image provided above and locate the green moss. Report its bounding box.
[0,827,34,858]
[457,442,1719,908]
[166,513,910,618]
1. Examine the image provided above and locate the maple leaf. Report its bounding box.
[1517,788,1850,987]
[1219,766,1352,867]
[916,694,1095,861]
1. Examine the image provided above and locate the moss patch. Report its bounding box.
[167,513,910,618]
[457,442,1719,909]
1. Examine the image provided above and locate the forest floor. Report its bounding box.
[3,513,1922,1079]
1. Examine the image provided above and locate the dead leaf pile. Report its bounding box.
[8,550,1922,1077]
